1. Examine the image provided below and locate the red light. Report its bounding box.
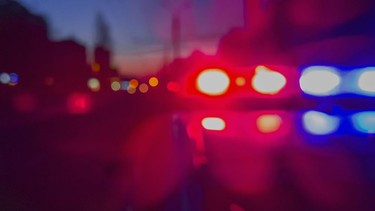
[67,93,91,114]
[201,117,226,131]
[196,68,230,96]
[167,82,181,92]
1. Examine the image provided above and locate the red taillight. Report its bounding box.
[196,68,230,96]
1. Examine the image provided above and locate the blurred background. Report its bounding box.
[1,0,375,210]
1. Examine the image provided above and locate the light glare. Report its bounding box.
[302,111,340,135]
[357,70,375,93]
[352,111,375,134]
[201,117,226,131]
[299,66,341,96]
[252,66,286,94]
[196,69,230,96]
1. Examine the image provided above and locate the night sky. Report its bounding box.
[18,0,244,76]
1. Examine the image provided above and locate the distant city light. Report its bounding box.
[129,79,139,88]
[252,66,286,94]
[351,111,375,134]
[167,82,181,92]
[0,73,10,84]
[121,81,130,90]
[196,68,230,96]
[111,81,121,91]
[149,77,159,87]
[299,66,341,96]
[127,87,136,94]
[87,78,100,92]
[357,69,375,94]
[256,114,282,133]
[9,73,19,85]
[201,117,226,131]
[139,83,149,93]
[92,63,100,73]
[302,111,340,135]
[235,76,246,86]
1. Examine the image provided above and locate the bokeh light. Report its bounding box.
[351,111,375,134]
[256,114,282,133]
[0,73,10,84]
[357,69,375,94]
[201,117,226,131]
[149,77,159,87]
[235,76,246,86]
[167,81,181,92]
[127,87,136,94]
[67,93,91,114]
[300,66,341,96]
[87,78,100,92]
[196,68,230,96]
[9,73,19,85]
[111,81,121,91]
[129,79,139,88]
[302,111,340,135]
[121,81,130,90]
[139,83,149,93]
[252,66,286,94]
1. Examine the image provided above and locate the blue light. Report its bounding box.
[9,73,19,84]
[299,66,341,96]
[302,111,340,135]
[356,68,375,96]
[352,111,375,134]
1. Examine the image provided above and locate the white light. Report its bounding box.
[299,66,341,96]
[252,66,286,94]
[302,111,340,135]
[357,69,375,93]
[352,111,375,134]
[196,69,230,96]
[87,78,100,92]
[0,73,10,84]
[201,117,226,131]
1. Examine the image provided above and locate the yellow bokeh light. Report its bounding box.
[256,114,282,133]
[87,78,100,92]
[235,77,246,86]
[129,79,139,88]
[139,83,149,93]
[149,77,159,87]
[111,81,121,91]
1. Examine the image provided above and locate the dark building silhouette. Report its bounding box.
[91,13,118,91]
[0,0,120,98]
